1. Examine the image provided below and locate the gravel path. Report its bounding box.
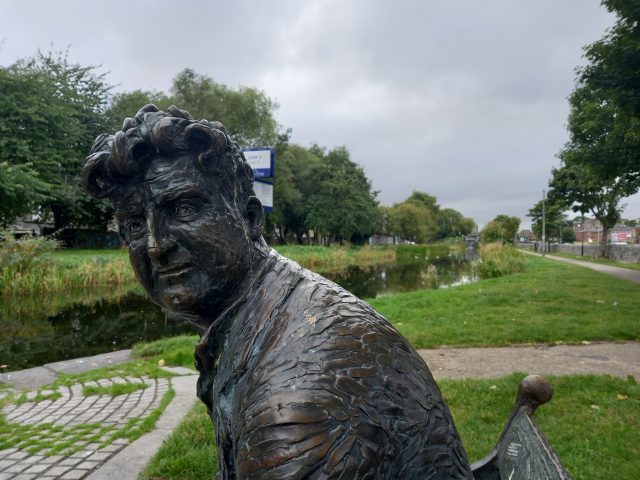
[419,341,640,380]
[522,250,640,283]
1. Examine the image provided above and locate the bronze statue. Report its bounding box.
[82,105,473,479]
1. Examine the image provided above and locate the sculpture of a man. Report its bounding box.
[82,105,472,479]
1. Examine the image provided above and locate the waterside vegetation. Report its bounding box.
[370,255,640,348]
[1,242,462,296]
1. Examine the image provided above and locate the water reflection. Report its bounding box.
[0,254,476,371]
[324,254,477,298]
[0,288,192,371]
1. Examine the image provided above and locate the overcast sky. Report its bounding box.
[1,0,636,228]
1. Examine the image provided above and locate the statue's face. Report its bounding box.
[115,154,254,318]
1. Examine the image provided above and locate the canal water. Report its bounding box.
[1,253,477,371]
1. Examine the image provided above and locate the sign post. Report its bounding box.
[243,148,275,212]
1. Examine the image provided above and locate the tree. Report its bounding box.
[270,143,323,244]
[436,208,476,239]
[0,51,113,229]
[550,1,640,254]
[306,146,380,244]
[105,90,171,132]
[385,191,440,243]
[574,0,640,186]
[171,68,279,147]
[387,201,435,243]
[549,161,624,252]
[481,215,520,244]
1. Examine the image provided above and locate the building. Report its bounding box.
[573,218,637,244]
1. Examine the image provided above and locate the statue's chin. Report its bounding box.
[161,288,198,312]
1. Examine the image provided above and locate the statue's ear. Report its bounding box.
[246,196,264,240]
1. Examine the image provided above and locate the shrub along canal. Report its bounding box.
[1,251,477,371]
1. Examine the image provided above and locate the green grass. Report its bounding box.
[3,244,464,296]
[82,382,149,397]
[133,335,199,368]
[140,401,217,479]
[548,251,640,272]
[369,255,640,348]
[139,374,640,480]
[14,390,62,405]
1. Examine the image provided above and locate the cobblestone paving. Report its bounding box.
[0,376,170,479]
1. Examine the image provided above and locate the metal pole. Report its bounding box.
[542,190,546,257]
[581,215,585,256]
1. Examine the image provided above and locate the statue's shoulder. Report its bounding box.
[227,253,469,479]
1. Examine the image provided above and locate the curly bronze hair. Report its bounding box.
[81,104,255,207]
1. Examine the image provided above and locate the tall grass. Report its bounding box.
[1,234,135,296]
[274,245,396,272]
[476,242,527,278]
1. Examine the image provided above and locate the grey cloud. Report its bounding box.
[1,0,631,227]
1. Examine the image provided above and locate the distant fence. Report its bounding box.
[517,242,640,263]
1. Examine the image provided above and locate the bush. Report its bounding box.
[476,243,527,278]
[0,230,60,272]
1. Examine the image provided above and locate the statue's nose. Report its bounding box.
[147,236,177,259]
[146,216,176,259]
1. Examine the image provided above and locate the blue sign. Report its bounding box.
[254,179,273,212]
[243,148,275,178]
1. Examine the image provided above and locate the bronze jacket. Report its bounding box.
[195,250,472,480]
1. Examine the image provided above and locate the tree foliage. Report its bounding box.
[0,51,113,229]
[270,143,380,244]
[550,2,640,251]
[383,192,474,243]
[481,215,520,244]
[527,199,574,242]
[171,69,279,147]
[105,90,171,132]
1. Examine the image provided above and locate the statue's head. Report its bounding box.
[82,104,265,319]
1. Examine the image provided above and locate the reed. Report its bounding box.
[274,245,397,272]
[1,253,136,297]
[475,242,527,278]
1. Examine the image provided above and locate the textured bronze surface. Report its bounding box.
[82,104,474,479]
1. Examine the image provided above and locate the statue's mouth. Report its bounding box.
[157,263,193,279]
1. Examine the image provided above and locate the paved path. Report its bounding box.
[1,340,638,479]
[0,361,197,480]
[522,250,640,283]
[419,341,640,380]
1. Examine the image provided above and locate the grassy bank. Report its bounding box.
[1,243,463,296]
[369,255,640,348]
[1,247,135,296]
[274,243,461,272]
[273,245,396,272]
[138,369,639,480]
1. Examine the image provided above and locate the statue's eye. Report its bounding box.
[175,202,197,221]
[126,218,145,238]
